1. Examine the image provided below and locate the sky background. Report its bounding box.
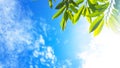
[0,0,120,68]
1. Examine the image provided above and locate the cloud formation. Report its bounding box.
[79,27,120,68]
[0,0,74,68]
[0,0,57,68]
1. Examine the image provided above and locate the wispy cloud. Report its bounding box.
[32,35,56,67]
[0,0,76,68]
[0,0,57,68]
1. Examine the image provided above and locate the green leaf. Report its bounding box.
[70,0,78,7]
[94,20,104,36]
[108,14,120,32]
[86,7,92,23]
[98,0,108,2]
[67,10,74,23]
[52,6,65,19]
[89,14,104,32]
[89,0,97,4]
[95,2,109,10]
[82,7,86,16]
[69,4,78,13]
[60,11,68,30]
[86,10,104,17]
[55,1,64,9]
[88,0,98,12]
[76,0,84,5]
[73,5,84,24]
[60,16,66,31]
[48,0,53,8]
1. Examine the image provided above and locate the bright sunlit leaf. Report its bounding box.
[48,0,53,8]
[89,14,104,32]
[70,4,78,13]
[52,6,65,19]
[86,7,92,23]
[55,1,64,9]
[60,11,68,30]
[73,5,84,24]
[94,20,104,36]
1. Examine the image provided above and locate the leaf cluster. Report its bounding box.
[48,0,120,36]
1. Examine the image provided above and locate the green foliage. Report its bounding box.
[52,6,65,19]
[48,0,53,8]
[60,10,68,30]
[48,0,120,36]
[85,7,91,23]
[73,5,84,23]
[69,4,78,13]
[94,19,104,36]
[76,0,84,5]
[55,1,65,9]
[89,14,104,32]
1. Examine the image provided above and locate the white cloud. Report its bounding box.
[79,27,120,68]
[65,59,72,66]
[0,0,33,52]
[0,0,57,68]
[39,35,45,45]
[32,35,57,67]
[0,0,75,68]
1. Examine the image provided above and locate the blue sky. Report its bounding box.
[0,0,91,68]
[1,0,120,68]
[19,0,92,60]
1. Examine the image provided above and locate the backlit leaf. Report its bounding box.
[60,11,68,30]
[86,7,92,23]
[70,4,78,13]
[55,1,64,9]
[52,6,65,19]
[89,0,97,4]
[89,14,104,32]
[88,0,98,12]
[95,2,109,10]
[48,0,53,8]
[67,10,74,23]
[94,20,104,36]
[82,7,86,16]
[86,10,103,17]
[108,14,120,32]
[73,5,84,24]
[76,0,84,5]
[70,0,78,7]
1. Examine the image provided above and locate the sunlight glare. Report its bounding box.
[80,27,120,68]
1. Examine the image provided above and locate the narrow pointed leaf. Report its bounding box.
[60,16,66,31]
[76,0,84,5]
[82,7,86,16]
[98,0,108,2]
[52,6,65,19]
[60,11,68,30]
[88,0,97,12]
[55,1,64,9]
[86,7,92,23]
[48,0,53,8]
[73,5,84,24]
[95,2,109,10]
[67,10,74,23]
[94,20,104,36]
[89,14,104,32]
[71,0,78,7]
[89,0,97,4]
[87,10,103,17]
[70,4,78,13]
